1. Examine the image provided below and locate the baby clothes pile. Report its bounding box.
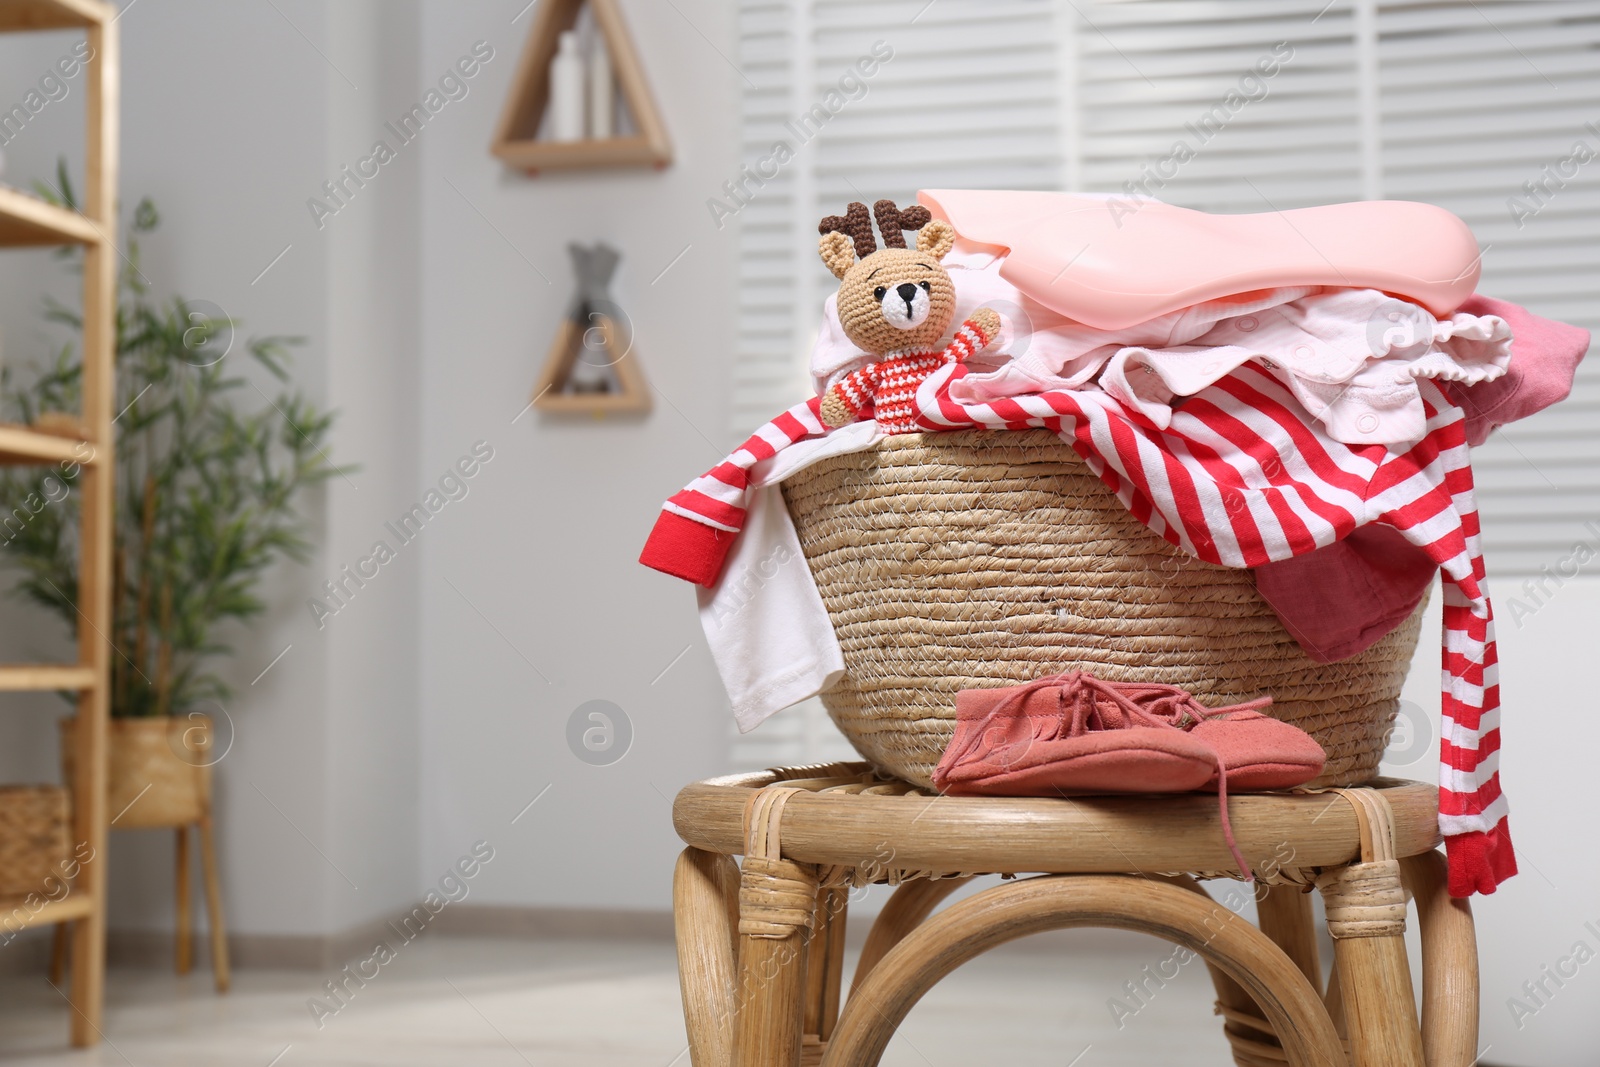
[639,190,1590,898]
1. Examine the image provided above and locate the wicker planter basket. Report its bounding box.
[781,430,1423,791]
[0,784,71,898]
[61,716,212,830]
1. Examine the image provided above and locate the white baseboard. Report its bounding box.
[84,906,677,971]
[2,900,1153,974]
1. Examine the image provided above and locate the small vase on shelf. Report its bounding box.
[549,30,585,142]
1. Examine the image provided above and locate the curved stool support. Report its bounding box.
[850,876,973,997]
[1153,873,1290,1064]
[671,767,1473,1067]
[823,875,1345,1067]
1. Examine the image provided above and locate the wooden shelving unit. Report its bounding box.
[0,186,103,245]
[17,893,94,926]
[0,421,97,464]
[0,0,104,31]
[0,664,100,691]
[0,0,118,1048]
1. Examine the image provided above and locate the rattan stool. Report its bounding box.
[672,763,1478,1067]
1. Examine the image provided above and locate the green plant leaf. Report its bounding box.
[0,171,345,717]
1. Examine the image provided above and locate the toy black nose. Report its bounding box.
[896,282,919,303]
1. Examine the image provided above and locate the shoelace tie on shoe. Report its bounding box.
[945,671,1272,881]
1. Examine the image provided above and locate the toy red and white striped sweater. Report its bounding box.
[820,317,995,433]
[638,362,1514,898]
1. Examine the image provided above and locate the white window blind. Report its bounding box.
[1374,1,1600,574]
[730,0,1599,764]
[730,0,1065,435]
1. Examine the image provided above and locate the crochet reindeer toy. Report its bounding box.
[817,200,1001,433]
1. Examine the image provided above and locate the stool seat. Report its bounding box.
[674,763,1441,879]
[671,762,1478,1067]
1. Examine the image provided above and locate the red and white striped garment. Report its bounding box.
[826,319,995,433]
[638,362,1513,897]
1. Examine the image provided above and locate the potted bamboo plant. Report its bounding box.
[0,174,341,827]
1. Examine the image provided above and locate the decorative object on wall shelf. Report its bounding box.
[531,241,651,415]
[491,0,671,173]
[547,30,587,143]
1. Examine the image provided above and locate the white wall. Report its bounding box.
[112,0,348,941]
[414,0,739,912]
[0,1,340,939]
[0,0,743,941]
[318,0,427,936]
[1394,579,1600,1067]
[0,0,439,940]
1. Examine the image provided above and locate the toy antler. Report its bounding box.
[873,199,932,249]
[819,202,877,260]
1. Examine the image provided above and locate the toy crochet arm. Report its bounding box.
[820,361,880,429]
[946,307,1001,362]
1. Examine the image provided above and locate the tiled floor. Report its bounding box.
[0,929,1236,1065]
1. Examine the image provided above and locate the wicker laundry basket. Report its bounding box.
[781,430,1423,791]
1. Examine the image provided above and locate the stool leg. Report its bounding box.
[175,825,192,975]
[1256,883,1321,993]
[1402,851,1478,1067]
[804,885,848,1060]
[733,856,817,1067]
[1322,958,1349,1045]
[674,848,741,1067]
[1319,860,1424,1067]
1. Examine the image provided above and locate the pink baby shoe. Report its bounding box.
[932,674,1217,797]
[932,671,1327,879]
[1188,709,1326,792]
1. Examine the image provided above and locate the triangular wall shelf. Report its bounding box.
[531,242,652,416]
[491,0,671,174]
[532,315,652,415]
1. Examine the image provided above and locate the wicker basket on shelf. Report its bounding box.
[0,784,71,898]
[780,430,1423,791]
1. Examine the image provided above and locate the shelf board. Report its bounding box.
[0,665,97,691]
[0,423,94,465]
[0,186,101,247]
[0,0,112,31]
[0,893,91,932]
[535,391,653,415]
[492,135,669,173]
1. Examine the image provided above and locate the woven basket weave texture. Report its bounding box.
[781,430,1421,790]
[0,784,70,897]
